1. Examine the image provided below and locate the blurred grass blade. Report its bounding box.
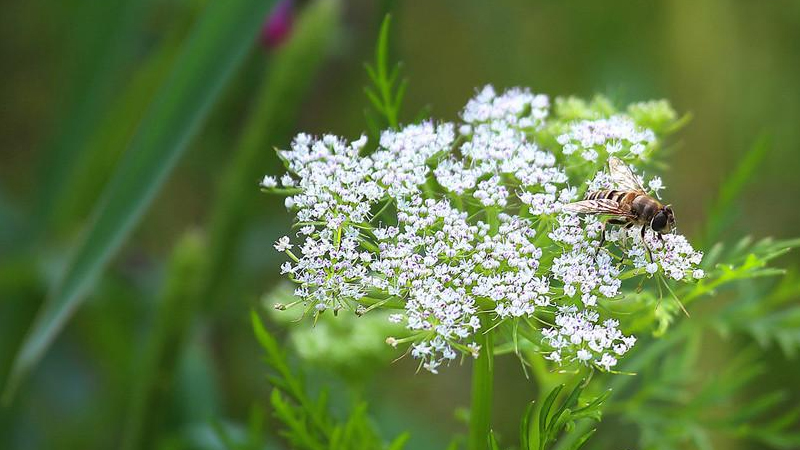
[4,0,274,401]
[52,18,191,232]
[703,134,771,245]
[121,231,208,450]
[204,0,341,309]
[31,0,152,239]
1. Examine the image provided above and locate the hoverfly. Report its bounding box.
[563,157,675,260]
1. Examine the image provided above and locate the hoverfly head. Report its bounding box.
[652,205,676,233]
[665,205,676,231]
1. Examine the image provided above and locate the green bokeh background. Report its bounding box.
[1,0,799,449]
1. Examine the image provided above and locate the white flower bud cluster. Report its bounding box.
[266,85,703,373]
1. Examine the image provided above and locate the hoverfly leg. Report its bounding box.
[620,222,635,258]
[597,218,627,262]
[641,225,654,262]
[594,221,608,262]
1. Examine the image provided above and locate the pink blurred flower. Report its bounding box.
[260,0,295,50]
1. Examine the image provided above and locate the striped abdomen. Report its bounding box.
[585,189,640,207]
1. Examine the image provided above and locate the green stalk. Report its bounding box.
[487,207,499,234]
[469,316,495,450]
[121,231,209,450]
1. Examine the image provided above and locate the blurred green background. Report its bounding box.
[1,0,799,449]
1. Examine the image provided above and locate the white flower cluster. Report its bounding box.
[618,229,705,281]
[557,115,657,161]
[461,85,549,129]
[550,214,622,301]
[543,306,636,371]
[371,198,482,372]
[266,85,703,373]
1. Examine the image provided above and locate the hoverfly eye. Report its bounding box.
[651,212,668,232]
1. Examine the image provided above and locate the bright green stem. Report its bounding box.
[469,317,495,450]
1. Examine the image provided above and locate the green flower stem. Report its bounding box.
[469,315,495,450]
[487,207,499,234]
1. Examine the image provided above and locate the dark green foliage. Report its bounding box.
[609,335,800,450]
[4,0,276,401]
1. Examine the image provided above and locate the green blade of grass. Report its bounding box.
[52,15,191,234]
[3,0,275,401]
[703,134,771,245]
[31,0,153,240]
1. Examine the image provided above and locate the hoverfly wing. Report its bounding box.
[562,198,633,218]
[608,157,646,193]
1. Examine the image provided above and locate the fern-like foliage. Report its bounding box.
[363,14,407,135]
[540,233,800,450]
[248,312,409,450]
[615,343,800,450]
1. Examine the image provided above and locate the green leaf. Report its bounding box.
[252,311,281,361]
[31,0,155,239]
[375,15,391,83]
[538,384,564,450]
[520,401,535,450]
[552,380,585,426]
[363,13,405,132]
[566,429,596,450]
[53,23,187,234]
[387,432,410,450]
[3,0,275,401]
[489,430,502,450]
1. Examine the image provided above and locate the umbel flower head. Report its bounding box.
[262,85,703,373]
